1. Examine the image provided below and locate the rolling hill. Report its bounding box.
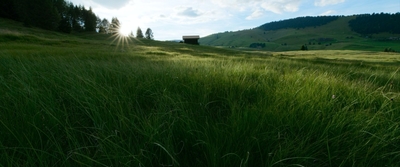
[199,15,400,52]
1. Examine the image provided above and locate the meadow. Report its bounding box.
[1,20,400,166]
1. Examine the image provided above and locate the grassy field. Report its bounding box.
[1,18,400,166]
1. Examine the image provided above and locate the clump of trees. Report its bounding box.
[349,13,400,34]
[384,48,396,52]
[136,27,154,40]
[300,45,308,50]
[0,0,100,33]
[249,43,266,48]
[0,0,155,39]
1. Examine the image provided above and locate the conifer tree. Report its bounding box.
[98,18,110,34]
[110,17,121,34]
[129,31,134,37]
[145,28,154,40]
[83,7,97,32]
[71,5,84,31]
[136,27,144,38]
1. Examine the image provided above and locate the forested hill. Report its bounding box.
[0,0,103,34]
[257,13,400,33]
[199,14,400,52]
[258,16,341,31]
[349,13,400,34]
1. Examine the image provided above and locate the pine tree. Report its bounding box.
[99,18,110,34]
[54,0,72,33]
[136,27,144,38]
[83,7,97,32]
[129,31,134,37]
[110,17,120,34]
[145,28,154,40]
[71,5,84,32]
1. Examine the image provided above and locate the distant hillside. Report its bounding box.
[259,16,340,31]
[349,13,400,34]
[199,14,400,52]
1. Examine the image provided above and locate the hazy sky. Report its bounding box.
[68,0,400,40]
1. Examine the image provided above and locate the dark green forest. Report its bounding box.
[249,43,266,48]
[0,0,105,33]
[257,13,400,35]
[349,13,400,34]
[258,16,341,31]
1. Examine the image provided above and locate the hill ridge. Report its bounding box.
[258,15,341,31]
[199,14,400,52]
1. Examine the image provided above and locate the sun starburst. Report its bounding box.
[110,26,131,50]
[109,23,141,51]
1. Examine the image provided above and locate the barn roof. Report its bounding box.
[182,35,200,39]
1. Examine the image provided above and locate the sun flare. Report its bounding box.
[118,25,131,37]
[110,25,132,50]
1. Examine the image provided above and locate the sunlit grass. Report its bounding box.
[274,50,400,62]
[1,24,400,166]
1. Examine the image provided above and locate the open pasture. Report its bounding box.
[1,25,400,166]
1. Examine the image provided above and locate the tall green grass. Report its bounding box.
[1,28,400,166]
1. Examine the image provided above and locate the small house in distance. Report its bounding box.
[182,35,200,45]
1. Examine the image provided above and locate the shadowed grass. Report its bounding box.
[1,19,400,166]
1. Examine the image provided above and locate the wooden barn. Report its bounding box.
[182,35,200,45]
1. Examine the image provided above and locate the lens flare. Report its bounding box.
[119,25,131,37]
[110,25,131,50]
[109,24,141,51]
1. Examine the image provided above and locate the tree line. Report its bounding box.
[258,16,341,31]
[249,43,266,48]
[256,13,399,35]
[348,13,400,34]
[0,0,154,39]
[100,18,153,39]
[1,0,97,32]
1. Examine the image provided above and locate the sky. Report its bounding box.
[68,0,400,40]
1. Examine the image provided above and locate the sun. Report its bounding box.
[109,24,132,50]
[109,23,141,50]
[118,25,131,37]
